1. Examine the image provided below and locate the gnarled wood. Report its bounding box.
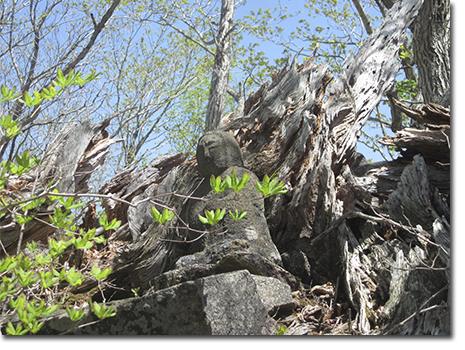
[0,118,122,256]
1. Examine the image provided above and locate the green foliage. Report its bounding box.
[99,214,121,231]
[18,69,100,108]
[151,206,175,225]
[0,219,117,334]
[0,149,39,190]
[276,324,288,335]
[210,174,229,194]
[66,307,86,322]
[0,85,20,104]
[209,169,250,195]
[91,266,112,281]
[224,170,250,194]
[0,115,21,139]
[90,301,116,320]
[229,208,247,222]
[0,72,115,335]
[256,174,287,198]
[396,79,418,100]
[199,208,226,227]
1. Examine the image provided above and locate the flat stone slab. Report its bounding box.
[7,270,293,335]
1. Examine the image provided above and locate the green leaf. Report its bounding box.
[0,115,22,139]
[6,322,28,335]
[66,307,86,322]
[0,255,17,273]
[64,267,83,286]
[151,206,174,225]
[198,208,226,227]
[91,266,112,280]
[91,302,116,320]
[210,175,228,194]
[225,170,250,193]
[0,85,19,103]
[256,175,287,198]
[229,209,247,222]
[99,215,121,231]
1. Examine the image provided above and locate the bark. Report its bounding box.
[412,0,450,105]
[205,0,235,131]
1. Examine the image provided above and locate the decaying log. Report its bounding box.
[99,153,188,228]
[0,118,122,256]
[27,0,445,335]
[379,99,450,166]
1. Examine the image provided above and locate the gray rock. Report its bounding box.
[150,252,299,293]
[281,250,312,285]
[253,275,295,315]
[18,270,290,335]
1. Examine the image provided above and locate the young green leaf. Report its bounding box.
[151,206,175,225]
[0,255,17,273]
[224,169,250,193]
[64,267,83,286]
[0,85,19,104]
[66,307,86,322]
[210,175,228,194]
[229,209,247,222]
[6,322,28,335]
[256,175,287,198]
[91,302,116,320]
[91,266,112,281]
[198,208,226,226]
[99,215,121,231]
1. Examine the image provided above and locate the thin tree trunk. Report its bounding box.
[205,0,235,131]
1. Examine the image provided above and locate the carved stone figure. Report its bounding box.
[177,130,282,268]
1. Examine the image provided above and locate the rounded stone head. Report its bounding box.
[196,131,244,178]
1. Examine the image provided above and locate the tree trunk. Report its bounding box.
[205,0,235,131]
[412,0,450,105]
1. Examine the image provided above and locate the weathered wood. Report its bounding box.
[378,99,450,166]
[97,0,449,335]
[0,118,122,256]
[99,152,188,227]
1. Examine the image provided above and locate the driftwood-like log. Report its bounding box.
[379,99,450,165]
[0,118,122,256]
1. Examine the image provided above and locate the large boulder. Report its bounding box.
[11,270,294,335]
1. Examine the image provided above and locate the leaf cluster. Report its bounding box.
[151,169,286,231]
[0,71,115,335]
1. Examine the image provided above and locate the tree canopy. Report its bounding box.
[1,0,450,182]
